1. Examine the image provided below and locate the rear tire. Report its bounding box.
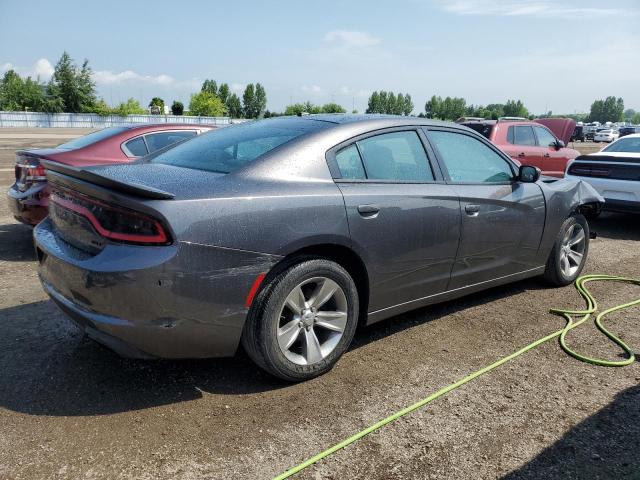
[241,258,359,382]
[543,214,589,287]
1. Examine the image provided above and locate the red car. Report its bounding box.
[459,117,579,177]
[8,124,214,225]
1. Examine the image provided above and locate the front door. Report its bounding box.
[424,128,546,290]
[328,128,461,313]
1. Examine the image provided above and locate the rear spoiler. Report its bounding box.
[574,155,640,165]
[41,160,175,200]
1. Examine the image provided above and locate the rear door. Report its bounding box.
[327,128,461,313]
[424,127,545,290]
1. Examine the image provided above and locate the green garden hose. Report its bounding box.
[273,274,640,480]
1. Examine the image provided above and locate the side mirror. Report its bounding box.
[519,165,541,183]
[553,139,565,150]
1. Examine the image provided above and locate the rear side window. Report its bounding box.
[534,126,557,147]
[145,131,197,153]
[335,145,366,180]
[514,126,536,146]
[429,130,514,183]
[356,131,434,182]
[151,118,331,174]
[124,136,148,157]
[603,137,640,153]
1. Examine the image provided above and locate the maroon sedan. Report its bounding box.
[8,124,214,225]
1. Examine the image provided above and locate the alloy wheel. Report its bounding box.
[560,223,586,278]
[276,277,348,365]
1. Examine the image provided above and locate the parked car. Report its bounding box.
[571,125,586,142]
[566,133,640,216]
[619,126,640,138]
[593,129,619,143]
[34,115,603,381]
[459,117,580,177]
[7,124,214,225]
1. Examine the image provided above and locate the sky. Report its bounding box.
[1,0,639,115]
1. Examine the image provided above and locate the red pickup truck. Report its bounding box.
[459,117,580,177]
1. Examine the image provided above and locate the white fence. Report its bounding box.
[0,111,233,128]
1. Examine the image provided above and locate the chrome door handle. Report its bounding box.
[465,204,480,216]
[357,204,380,217]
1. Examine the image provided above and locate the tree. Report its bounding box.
[47,52,97,112]
[321,102,346,113]
[201,79,218,96]
[218,83,230,104]
[148,97,165,114]
[242,84,256,118]
[623,108,636,120]
[226,93,243,118]
[588,96,624,123]
[366,91,381,113]
[633,112,640,125]
[112,98,146,116]
[366,90,413,115]
[189,91,226,116]
[254,83,267,119]
[171,101,184,115]
[425,95,441,119]
[503,99,529,118]
[92,99,112,116]
[402,94,414,116]
[0,70,46,111]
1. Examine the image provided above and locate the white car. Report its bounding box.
[565,133,640,216]
[593,129,619,143]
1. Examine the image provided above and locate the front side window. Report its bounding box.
[429,130,514,183]
[534,126,557,147]
[356,131,434,182]
[145,131,197,153]
[123,136,148,157]
[514,126,536,146]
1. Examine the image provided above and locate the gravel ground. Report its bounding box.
[0,129,638,480]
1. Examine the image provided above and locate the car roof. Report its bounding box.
[123,123,216,131]
[276,113,458,128]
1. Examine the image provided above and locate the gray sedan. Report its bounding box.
[34,115,603,381]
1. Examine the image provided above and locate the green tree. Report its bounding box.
[402,94,414,116]
[632,112,640,125]
[91,98,112,116]
[171,101,184,115]
[588,96,624,123]
[425,95,442,118]
[253,83,267,118]
[112,98,146,116]
[148,97,165,113]
[366,91,381,113]
[47,52,96,112]
[242,84,256,118]
[503,99,529,118]
[0,70,46,111]
[189,91,226,116]
[201,79,218,96]
[226,93,243,118]
[218,83,230,104]
[321,102,346,113]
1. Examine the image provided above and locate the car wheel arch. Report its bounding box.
[257,243,370,326]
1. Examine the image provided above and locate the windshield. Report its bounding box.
[603,137,640,153]
[57,126,129,149]
[150,118,332,173]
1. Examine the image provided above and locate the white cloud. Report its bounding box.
[324,30,381,48]
[230,82,245,93]
[93,69,176,85]
[439,0,631,17]
[33,58,54,78]
[301,85,322,94]
[0,58,54,80]
[339,86,370,98]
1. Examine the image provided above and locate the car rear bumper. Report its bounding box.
[7,182,49,225]
[34,218,282,358]
[564,174,639,213]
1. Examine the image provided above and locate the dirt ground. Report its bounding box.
[0,129,639,480]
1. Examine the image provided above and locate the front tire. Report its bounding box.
[242,259,359,381]
[543,214,589,286]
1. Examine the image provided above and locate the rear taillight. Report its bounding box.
[15,156,46,182]
[50,188,171,245]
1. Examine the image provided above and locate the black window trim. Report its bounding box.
[121,135,150,158]
[532,124,558,148]
[325,126,445,184]
[422,126,519,186]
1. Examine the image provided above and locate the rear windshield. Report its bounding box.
[57,126,129,150]
[150,118,331,173]
[602,137,640,153]
[462,123,494,139]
